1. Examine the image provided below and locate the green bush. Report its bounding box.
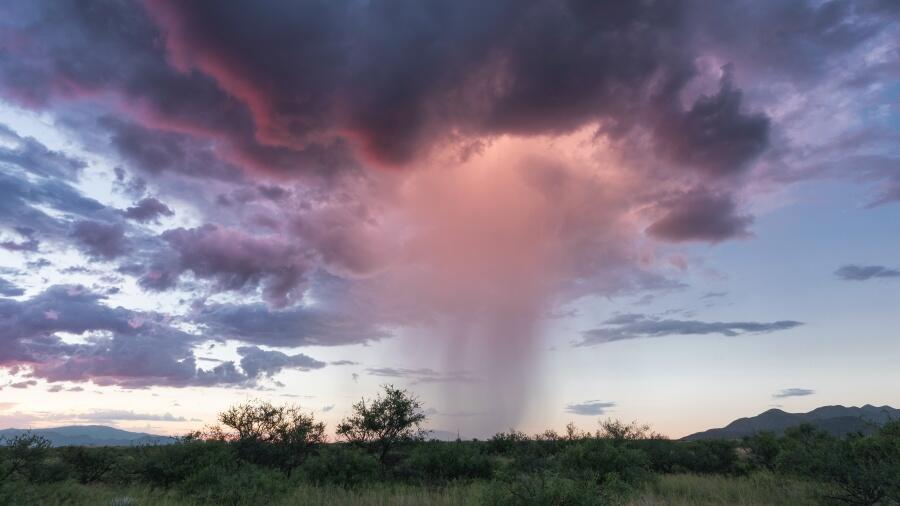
[681,440,743,475]
[178,462,287,505]
[131,441,235,488]
[487,430,530,455]
[559,438,653,489]
[482,470,633,506]
[395,441,495,483]
[0,433,53,483]
[336,385,427,467]
[214,400,327,473]
[743,431,781,471]
[59,446,116,484]
[296,445,379,486]
[778,422,900,505]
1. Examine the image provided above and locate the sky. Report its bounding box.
[0,0,898,440]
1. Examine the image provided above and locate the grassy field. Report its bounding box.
[633,473,825,506]
[2,473,827,506]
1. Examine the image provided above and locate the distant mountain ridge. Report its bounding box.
[0,425,176,447]
[682,404,900,441]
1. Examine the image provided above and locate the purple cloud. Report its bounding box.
[70,221,128,260]
[646,190,754,243]
[150,225,307,307]
[0,285,326,388]
[123,197,174,223]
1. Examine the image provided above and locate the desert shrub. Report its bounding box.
[636,439,743,475]
[776,422,900,505]
[743,431,781,471]
[395,441,495,483]
[195,400,326,473]
[596,419,660,441]
[178,461,286,505]
[132,440,234,488]
[559,438,653,489]
[28,455,71,484]
[59,446,116,484]
[775,424,838,478]
[630,438,691,473]
[0,432,52,483]
[832,432,900,504]
[296,445,379,486]
[486,429,530,455]
[336,385,427,467]
[679,440,743,475]
[482,471,633,506]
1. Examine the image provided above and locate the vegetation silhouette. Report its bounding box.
[1,386,899,505]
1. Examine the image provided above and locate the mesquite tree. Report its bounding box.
[336,385,427,465]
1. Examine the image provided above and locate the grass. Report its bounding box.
[2,474,828,505]
[276,483,485,506]
[2,482,489,506]
[632,473,826,506]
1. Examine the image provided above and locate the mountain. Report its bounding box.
[0,425,177,447]
[682,404,900,441]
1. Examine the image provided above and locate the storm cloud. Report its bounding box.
[0,0,896,433]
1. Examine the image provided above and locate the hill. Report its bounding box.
[0,425,176,447]
[682,404,900,441]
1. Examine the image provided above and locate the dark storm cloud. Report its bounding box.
[773,388,815,399]
[98,117,244,181]
[0,0,351,179]
[70,220,128,260]
[565,400,616,416]
[123,197,174,223]
[646,190,754,242]
[145,0,774,173]
[0,0,896,397]
[578,313,803,346]
[653,66,769,176]
[237,346,326,378]
[0,0,781,177]
[834,264,900,281]
[192,302,388,348]
[149,225,308,307]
